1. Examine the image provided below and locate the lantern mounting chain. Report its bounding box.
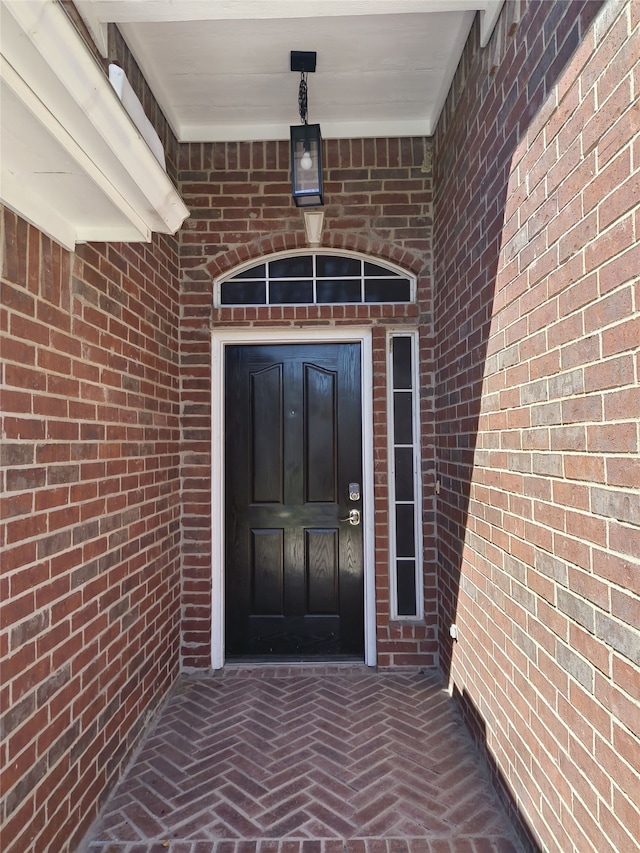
[298,72,308,125]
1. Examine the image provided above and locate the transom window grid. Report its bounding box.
[388,331,424,620]
[216,252,415,308]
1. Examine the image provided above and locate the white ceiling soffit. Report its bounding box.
[0,0,189,250]
[78,0,505,143]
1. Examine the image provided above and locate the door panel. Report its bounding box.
[306,529,339,613]
[251,529,283,614]
[251,365,283,503]
[305,365,337,503]
[225,343,363,658]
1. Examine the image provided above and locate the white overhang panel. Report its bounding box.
[81,1,501,22]
[0,0,189,251]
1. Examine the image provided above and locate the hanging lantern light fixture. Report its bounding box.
[290,51,323,207]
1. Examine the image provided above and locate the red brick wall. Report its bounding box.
[434,0,639,850]
[179,138,437,670]
[0,220,181,850]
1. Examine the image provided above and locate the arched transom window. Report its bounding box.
[216,252,415,307]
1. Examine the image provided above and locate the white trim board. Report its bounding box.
[210,326,376,670]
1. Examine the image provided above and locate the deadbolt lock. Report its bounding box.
[349,482,360,501]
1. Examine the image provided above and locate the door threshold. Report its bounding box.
[227,654,363,664]
[216,658,372,677]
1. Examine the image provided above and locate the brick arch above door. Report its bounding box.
[204,233,428,282]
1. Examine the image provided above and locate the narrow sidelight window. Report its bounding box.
[388,331,423,619]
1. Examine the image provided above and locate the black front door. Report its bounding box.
[224,343,364,658]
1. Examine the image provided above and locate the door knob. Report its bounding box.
[339,509,361,526]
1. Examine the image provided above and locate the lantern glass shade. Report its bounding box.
[290,123,323,207]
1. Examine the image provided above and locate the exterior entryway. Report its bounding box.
[224,344,364,659]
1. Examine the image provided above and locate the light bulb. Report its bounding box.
[300,150,313,171]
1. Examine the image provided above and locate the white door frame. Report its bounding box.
[210,326,376,669]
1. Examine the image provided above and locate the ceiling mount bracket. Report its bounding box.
[290,51,316,73]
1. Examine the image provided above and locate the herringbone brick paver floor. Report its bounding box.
[82,666,524,853]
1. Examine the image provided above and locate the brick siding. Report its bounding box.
[179,138,437,671]
[434,1,639,851]
[0,212,182,853]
